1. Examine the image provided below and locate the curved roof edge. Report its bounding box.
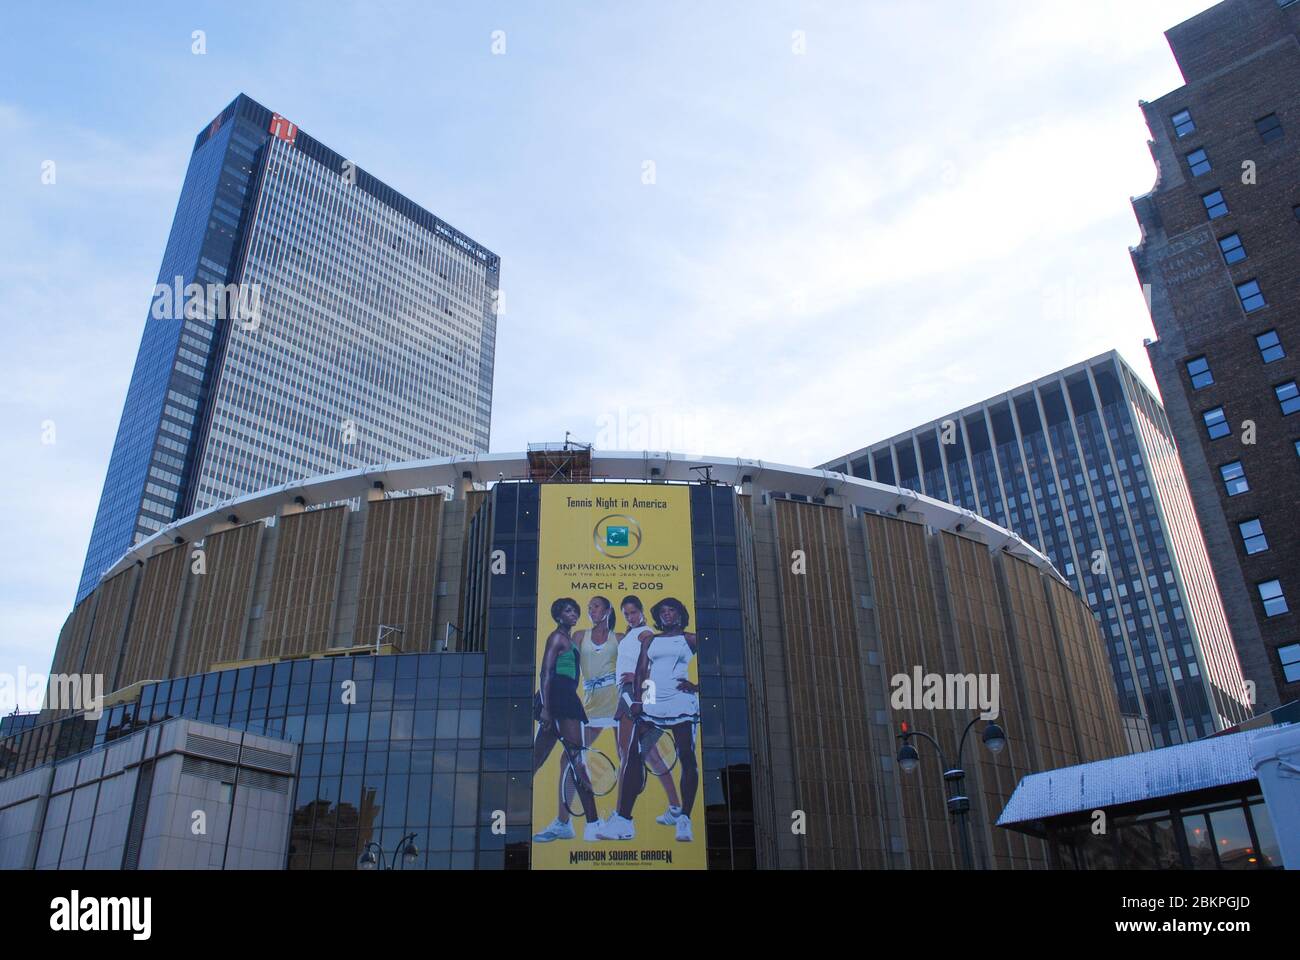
[98,450,1063,586]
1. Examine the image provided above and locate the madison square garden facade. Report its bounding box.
[2,450,1128,870]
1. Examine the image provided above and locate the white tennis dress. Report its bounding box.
[642,633,699,727]
[617,624,653,679]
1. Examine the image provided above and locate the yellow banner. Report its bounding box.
[530,483,705,869]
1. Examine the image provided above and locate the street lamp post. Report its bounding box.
[358,833,420,871]
[896,714,1006,870]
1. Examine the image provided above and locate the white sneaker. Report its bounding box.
[656,805,683,826]
[532,818,575,842]
[596,813,636,840]
[583,820,604,842]
[675,814,693,842]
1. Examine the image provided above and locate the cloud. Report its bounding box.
[0,0,1221,676]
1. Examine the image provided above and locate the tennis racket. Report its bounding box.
[638,723,679,776]
[560,744,618,818]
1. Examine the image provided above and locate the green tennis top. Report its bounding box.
[555,647,578,680]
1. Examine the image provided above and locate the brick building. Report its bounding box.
[1131,0,1300,709]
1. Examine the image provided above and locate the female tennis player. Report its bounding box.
[542,596,619,837]
[614,595,683,825]
[599,596,699,842]
[531,597,602,842]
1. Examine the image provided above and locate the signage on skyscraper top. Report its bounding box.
[269,113,298,144]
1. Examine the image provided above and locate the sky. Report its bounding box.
[0,0,1220,707]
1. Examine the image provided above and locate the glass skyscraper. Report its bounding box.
[76,94,499,603]
[820,351,1252,747]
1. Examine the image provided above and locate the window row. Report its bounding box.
[1171,107,1283,144]
[1219,445,1300,494]
[1186,330,1287,391]
[1199,190,1296,242]
[1202,381,1298,439]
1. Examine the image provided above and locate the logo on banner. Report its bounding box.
[593,514,641,558]
[269,113,298,144]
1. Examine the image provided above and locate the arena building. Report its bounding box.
[1,447,1128,870]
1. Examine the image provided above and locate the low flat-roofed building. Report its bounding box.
[997,713,1300,869]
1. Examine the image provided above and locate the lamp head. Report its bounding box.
[402,837,420,864]
[897,741,920,774]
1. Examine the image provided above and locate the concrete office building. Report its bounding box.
[820,352,1252,748]
[4,449,1127,870]
[76,93,499,603]
[1130,0,1300,710]
[0,718,295,870]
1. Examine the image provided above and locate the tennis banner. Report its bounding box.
[530,483,706,870]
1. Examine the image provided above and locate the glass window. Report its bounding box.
[1217,233,1246,264]
[1186,355,1213,389]
[1236,280,1265,312]
[1186,148,1211,176]
[1202,190,1229,219]
[1276,380,1299,415]
[1182,813,1217,868]
[1255,113,1283,144]
[1057,825,1117,870]
[1249,802,1282,868]
[1209,806,1257,869]
[1279,643,1300,684]
[1257,329,1284,362]
[1258,579,1288,617]
[1150,818,1181,869]
[1113,814,1182,869]
[1202,406,1230,439]
[1171,109,1196,138]
[1220,460,1248,495]
[1238,518,1268,554]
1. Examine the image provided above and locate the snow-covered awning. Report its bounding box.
[997,726,1280,828]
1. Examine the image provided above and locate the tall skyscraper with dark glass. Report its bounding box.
[820,351,1252,748]
[1130,0,1299,712]
[76,94,499,603]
